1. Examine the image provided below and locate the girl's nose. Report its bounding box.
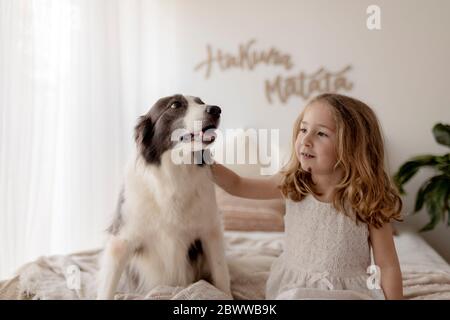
[302,134,312,147]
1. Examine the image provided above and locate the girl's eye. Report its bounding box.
[318,131,328,137]
[170,101,182,109]
[300,128,307,133]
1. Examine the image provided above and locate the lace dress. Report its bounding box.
[266,194,385,300]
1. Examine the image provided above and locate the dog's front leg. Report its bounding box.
[97,236,132,300]
[203,229,231,297]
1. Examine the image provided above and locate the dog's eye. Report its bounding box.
[170,101,182,109]
[194,97,205,105]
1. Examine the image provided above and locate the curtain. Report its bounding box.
[0,0,178,279]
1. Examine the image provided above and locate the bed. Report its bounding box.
[1,229,449,300]
[1,186,450,300]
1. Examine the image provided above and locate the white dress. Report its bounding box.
[266,194,385,300]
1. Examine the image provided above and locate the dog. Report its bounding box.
[96,94,231,299]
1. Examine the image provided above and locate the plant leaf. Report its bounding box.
[420,193,440,232]
[433,123,450,147]
[448,198,450,227]
[424,205,438,231]
[435,153,450,175]
[419,175,450,231]
[414,180,432,212]
[435,177,450,222]
[393,155,439,194]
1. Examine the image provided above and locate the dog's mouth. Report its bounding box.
[180,124,218,145]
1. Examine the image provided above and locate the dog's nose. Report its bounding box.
[206,105,221,117]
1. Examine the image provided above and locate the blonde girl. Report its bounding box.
[212,93,403,299]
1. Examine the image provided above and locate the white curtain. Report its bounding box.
[0,0,178,279]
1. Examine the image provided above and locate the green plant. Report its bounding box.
[393,123,450,232]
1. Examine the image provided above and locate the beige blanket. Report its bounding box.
[1,231,449,300]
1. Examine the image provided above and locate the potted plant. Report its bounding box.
[393,123,450,231]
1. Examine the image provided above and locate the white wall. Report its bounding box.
[142,0,450,261]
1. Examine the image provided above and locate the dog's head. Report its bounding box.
[134,94,221,165]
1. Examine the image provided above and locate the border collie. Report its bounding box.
[96,94,230,299]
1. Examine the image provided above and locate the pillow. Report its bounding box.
[215,186,285,232]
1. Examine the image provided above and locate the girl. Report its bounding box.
[212,93,403,300]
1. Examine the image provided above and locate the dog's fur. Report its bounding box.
[96,94,230,299]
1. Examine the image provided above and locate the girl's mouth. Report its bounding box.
[301,152,315,159]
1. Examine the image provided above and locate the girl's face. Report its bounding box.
[295,101,339,175]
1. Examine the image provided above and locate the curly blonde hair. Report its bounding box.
[280,93,403,228]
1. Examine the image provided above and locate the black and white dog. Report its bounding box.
[96,94,230,299]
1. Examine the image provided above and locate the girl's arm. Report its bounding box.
[369,223,404,300]
[211,163,283,199]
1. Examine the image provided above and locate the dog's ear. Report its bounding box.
[134,115,154,146]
